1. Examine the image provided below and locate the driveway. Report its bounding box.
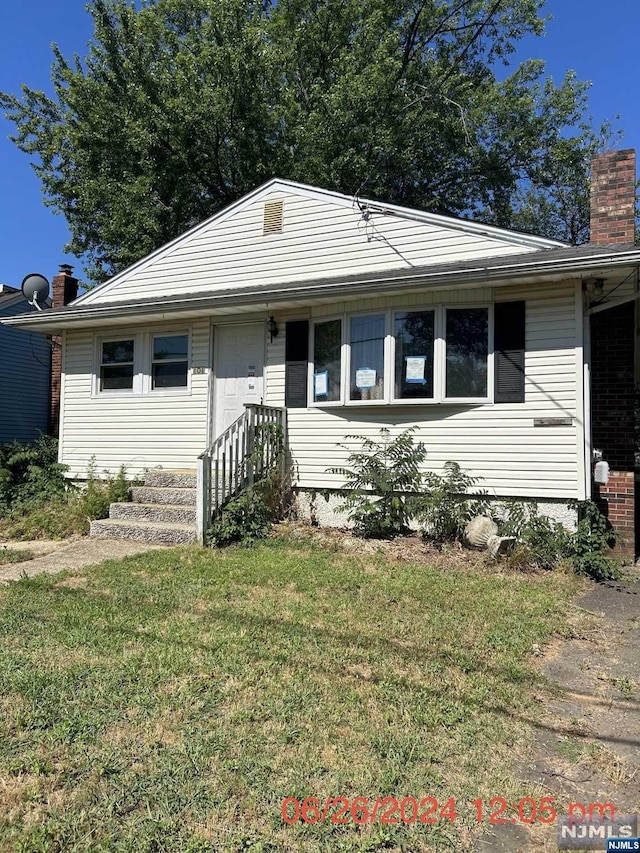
[477,574,640,851]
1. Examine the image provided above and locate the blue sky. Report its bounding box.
[0,1,638,289]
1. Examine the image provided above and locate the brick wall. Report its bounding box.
[590,303,635,471]
[594,472,635,556]
[49,266,78,437]
[590,302,635,557]
[590,149,636,245]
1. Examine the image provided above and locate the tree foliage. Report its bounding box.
[1,0,614,282]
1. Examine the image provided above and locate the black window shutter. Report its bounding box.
[285,320,309,408]
[494,301,525,403]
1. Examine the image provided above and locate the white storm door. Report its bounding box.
[214,323,265,438]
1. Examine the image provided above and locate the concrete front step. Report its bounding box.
[109,502,196,525]
[144,469,197,489]
[90,518,196,545]
[130,486,196,506]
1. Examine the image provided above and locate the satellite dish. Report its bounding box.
[21,273,50,311]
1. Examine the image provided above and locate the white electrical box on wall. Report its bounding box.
[594,461,610,485]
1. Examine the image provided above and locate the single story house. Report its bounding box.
[4,150,639,553]
[0,284,51,443]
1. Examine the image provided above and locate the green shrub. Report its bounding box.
[570,500,621,581]
[79,461,130,521]
[419,462,487,544]
[208,471,287,547]
[0,436,69,513]
[327,428,427,538]
[499,500,620,581]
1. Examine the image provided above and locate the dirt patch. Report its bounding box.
[274,522,495,571]
[476,574,640,852]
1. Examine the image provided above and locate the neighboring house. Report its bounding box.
[0,284,51,444]
[3,150,639,554]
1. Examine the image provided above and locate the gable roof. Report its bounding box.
[73,178,566,308]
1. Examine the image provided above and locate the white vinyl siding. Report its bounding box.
[60,278,583,501]
[60,319,210,478]
[268,281,582,501]
[79,190,541,306]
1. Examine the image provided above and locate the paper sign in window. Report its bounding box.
[355,368,376,389]
[405,356,427,384]
[314,370,328,397]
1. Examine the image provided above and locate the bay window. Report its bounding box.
[309,304,493,405]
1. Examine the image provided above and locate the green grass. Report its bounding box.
[0,538,581,852]
[0,546,33,565]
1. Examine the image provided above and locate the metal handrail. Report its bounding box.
[196,404,285,544]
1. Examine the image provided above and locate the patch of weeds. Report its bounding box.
[419,462,488,545]
[498,500,621,582]
[571,501,621,582]
[0,546,33,565]
[0,459,132,540]
[555,737,582,762]
[209,469,290,547]
[609,676,636,698]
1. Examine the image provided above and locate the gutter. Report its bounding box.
[4,248,640,332]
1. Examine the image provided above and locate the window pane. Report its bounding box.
[445,308,488,398]
[152,362,188,389]
[101,365,133,390]
[102,340,133,364]
[350,314,385,401]
[153,335,188,361]
[394,311,434,399]
[313,319,341,402]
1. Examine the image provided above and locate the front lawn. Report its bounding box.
[0,537,581,852]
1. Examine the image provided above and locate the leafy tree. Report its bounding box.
[1,0,615,282]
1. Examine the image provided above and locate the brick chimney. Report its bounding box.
[50,264,79,436]
[590,149,636,245]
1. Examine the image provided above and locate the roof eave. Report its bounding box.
[4,248,640,333]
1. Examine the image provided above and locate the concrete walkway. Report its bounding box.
[0,537,170,583]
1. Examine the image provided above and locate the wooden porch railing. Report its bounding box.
[196,404,286,544]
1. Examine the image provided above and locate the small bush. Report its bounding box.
[0,436,69,513]
[419,462,487,545]
[79,461,130,521]
[570,500,621,581]
[499,500,621,581]
[328,428,427,539]
[208,471,287,547]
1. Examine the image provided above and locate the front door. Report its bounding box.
[214,322,265,438]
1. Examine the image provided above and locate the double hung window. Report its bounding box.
[95,331,191,395]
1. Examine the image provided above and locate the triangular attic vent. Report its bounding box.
[263,200,284,234]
